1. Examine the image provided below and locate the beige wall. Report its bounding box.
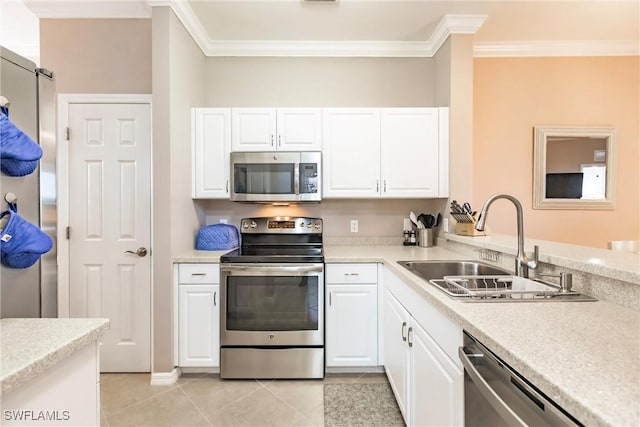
[152,7,207,373]
[40,19,151,94]
[473,56,640,248]
[205,56,434,106]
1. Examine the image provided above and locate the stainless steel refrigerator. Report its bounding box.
[1,46,57,318]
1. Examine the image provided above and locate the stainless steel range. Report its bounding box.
[219,216,324,379]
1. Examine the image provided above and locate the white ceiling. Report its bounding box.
[13,0,640,58]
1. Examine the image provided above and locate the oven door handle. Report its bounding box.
[459,346,528,427]
[221,264,324,275]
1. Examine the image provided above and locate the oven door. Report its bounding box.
[220,263,324,346]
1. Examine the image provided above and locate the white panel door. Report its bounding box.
[276,108,322,151]
[231,108,276,151]
[192,108,231,198]
[322,108,381,198]
[383,289,410,423]
[411,320,464,427]
[179,284,219,367]
[381,108,440,198]
[326,284,378,367]
[68,103,151,372]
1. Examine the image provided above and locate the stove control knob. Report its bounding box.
[250,220,257,228]
[242,221,249,229]
[306,222,312,228]
[314,220,321,229]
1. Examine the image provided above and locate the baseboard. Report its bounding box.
[326,366,385,374]
[150,367,181,385]
[180,367,220,374]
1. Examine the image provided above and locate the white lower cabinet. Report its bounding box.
[325,263,378,367]
[177,264,220,367]
[383,270,463,426]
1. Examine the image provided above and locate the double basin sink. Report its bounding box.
[397,260,596,302]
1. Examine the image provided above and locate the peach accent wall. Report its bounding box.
[473,56,639,248]
[40,19,151,94]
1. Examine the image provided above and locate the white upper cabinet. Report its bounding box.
[192,108,231,199]
[322,108,381,198]
[323,107,449,199]
[381,108,440,198]
[232,108,321,152]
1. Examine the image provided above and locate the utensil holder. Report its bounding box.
[418,228,433,247]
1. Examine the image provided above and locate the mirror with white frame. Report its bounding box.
[533,126,616,210]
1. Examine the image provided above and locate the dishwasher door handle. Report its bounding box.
[459,346,528,427]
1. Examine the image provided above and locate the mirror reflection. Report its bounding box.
[533,127,616,210]
[545,136,607,200]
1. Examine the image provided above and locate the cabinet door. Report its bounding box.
[179,284,219,367]
[276,108,322,151]
[192,109,231,198]
[326,284,378,367]
[410,320,463,427]
[231,108,277,151]
[383,289,411,423]
[322,108,381,198]
[380,108,440,198]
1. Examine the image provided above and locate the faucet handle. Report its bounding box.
[526,245,539,269]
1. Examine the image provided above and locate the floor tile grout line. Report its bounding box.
[102,380,181,420]
[177,382,214,427]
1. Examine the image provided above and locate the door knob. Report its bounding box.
[125,247,148,257]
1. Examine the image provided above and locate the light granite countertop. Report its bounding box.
[173,244,639,426]
[444,232,640,284]
[1,318,110,394]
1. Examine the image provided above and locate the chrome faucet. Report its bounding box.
[474,194,539,278]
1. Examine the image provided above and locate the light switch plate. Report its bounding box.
[350,220,358,233]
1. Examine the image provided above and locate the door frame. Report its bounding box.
[57,93,153,364]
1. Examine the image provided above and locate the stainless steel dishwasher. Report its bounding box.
[459,331,583,426]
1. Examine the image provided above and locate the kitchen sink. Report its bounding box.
[397,260,596,302]
[397,260,510,281]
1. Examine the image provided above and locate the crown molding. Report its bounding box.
[157,1,486,57]
[24,0,151,18]
[474,40,640,57]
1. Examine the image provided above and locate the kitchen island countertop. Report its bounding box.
[0,318,110,394]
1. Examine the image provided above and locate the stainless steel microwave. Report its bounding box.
[230,151,322,202]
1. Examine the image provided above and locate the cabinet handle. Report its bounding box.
[271,134,274,146]
[329,292,332,306]
[344,273,360,277]
[376,180,379,192]
[278,135,281,147]
[226,180,229,192]
[191,273,206,276]
[384,180,387,192]
[214,291,217,306]
[408,326,413,347]
[401,321,407,342]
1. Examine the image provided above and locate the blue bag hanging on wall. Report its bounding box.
[0,111,43,176]
[196,224,239,251]
[0,206,53,269]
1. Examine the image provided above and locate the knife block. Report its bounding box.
[455,222,486,237]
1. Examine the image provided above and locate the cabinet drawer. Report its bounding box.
[179,264,220,284]
[326,263,377,284]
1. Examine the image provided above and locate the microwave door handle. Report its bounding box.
[294,162,300,195]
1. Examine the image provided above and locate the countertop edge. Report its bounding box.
[1,319,110,394]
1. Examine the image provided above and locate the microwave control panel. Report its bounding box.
[300,163,318,194]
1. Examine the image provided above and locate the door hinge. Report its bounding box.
[65,127,70,140]
[66,226,70,239]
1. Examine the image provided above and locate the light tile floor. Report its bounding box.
[100,372,389,427]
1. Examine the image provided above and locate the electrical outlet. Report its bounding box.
[443,218,449,233]
[219,218,228,224]
[350,219,359,233]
